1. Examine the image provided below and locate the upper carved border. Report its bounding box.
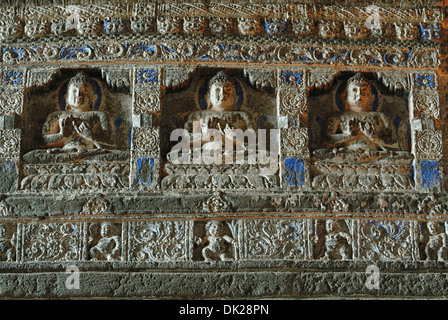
[1,40,440,69]
[0,1,440,10]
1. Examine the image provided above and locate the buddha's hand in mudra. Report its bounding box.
[74,121,93,140]
[59,115,75,137]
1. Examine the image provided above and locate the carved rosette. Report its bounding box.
[413,91,440,119]
[415,130,442,160]
[21,163,130,191]
[0,129,20,160]
[359,220,417,261]
[0,89,23,115]
[202,192,232,213]
[132,127,160,158]
[376,72,411,91]
[101,68,131,90]
[313,219,355,260]
[1,41,440,69]
[413,73,437,91]
[279,88,307,115]
[281,127,309,158]
[82,197,110,215]
[133,88,161,114]
[128,221,188,262]
[26,68,58,89]
[280,70,304,88]
[23,222,83,262]
[318,20,341,38]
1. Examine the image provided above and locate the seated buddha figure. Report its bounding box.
[23,72,128,163]
[168,71,257,164]
[314,74,402,163]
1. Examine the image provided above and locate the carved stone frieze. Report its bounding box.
[0,0,446,300]
[129,221,188,262]
[281,127,309,158]
[0,223,16,262]
[163,67,195,89]
[81,197,110,215]
[312,163,415,191]
[20,163,130,190]
[0,200,11,217]
[413,73,438,90]
[359,220,416,261]
[194,220,238,262]
[413,91,440,119]
[88,222,121,261]
[279,89,307,115]
[0,89,23,115]
[376,72,411,91]
[23,222,83,262]
[415,130,443,160]
[2,41,440,69]
[0,129,20,160]
[314,219,354,260]
[26,67,59,89]
[244,219,308,260]
[132,127,160,157]
[133,88,161,114]
[306,69,338,89]
[202,192,232,213]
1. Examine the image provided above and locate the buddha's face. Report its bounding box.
[66,81,94,112]
[208,81,236,111]
[345,81,374,112]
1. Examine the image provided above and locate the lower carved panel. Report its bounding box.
[128,221,189,262]
[1,217,438,264]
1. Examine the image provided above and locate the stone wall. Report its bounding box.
[0,0,447,299]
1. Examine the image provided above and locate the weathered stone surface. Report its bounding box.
[0,0,447,299]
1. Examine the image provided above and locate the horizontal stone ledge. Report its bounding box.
[0,269,447,298]
[1,190,446,216]
[0,260,447,272]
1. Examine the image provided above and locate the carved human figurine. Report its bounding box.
[322,74,399,153]
[321,219,352,260]
[200,220,236,262]
[0,224,15,262]
[89,222,120,261]
[23,72,128,163]
[424,221,448,261]
[167,71,256,163]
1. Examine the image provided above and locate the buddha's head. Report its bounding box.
[206,71,237,112]
[342,74,375,113]
[65,72,96,112]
